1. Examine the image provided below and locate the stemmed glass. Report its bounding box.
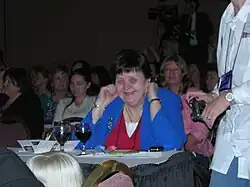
[75,123,92,155]
[53,121,72,151]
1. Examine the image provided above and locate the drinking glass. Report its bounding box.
[53,121,71,151]
[75,123,92,155]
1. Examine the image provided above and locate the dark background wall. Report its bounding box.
[0,0,228,68]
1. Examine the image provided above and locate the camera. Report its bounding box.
[148,5,178,22]
[189,98,206,123]
[148,4,180,40]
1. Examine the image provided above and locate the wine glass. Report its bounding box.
[75,123,92,155]
[53,121,72,151]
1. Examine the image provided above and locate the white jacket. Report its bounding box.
[211,0,250,179]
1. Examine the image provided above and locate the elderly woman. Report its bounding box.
[160,55,213,158]
[80,49,186,151]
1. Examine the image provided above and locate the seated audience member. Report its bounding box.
[30,66,51,112]
[89,66,112,95]
[42,65,70,125]
[91,66,112,87]
[0,143,45,187]
[53,68,96,122]
[204,63,218,92]
[77,49,187,151]
[160,55,213,158]
[188,64,201,89]
[160,55,192,94]
[0,68,44,139]
[71,60,90,72]
[26,152,84,187]
[31,66,50,96]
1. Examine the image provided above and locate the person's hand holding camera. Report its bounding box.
[201,94,230,129]
[187,89,230,129]
[186,90,217,104]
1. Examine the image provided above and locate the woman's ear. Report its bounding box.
[145,78,151,92]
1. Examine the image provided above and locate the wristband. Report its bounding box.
[149,98,161,104]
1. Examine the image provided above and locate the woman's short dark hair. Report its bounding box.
[52,65,69,77]
[111,49,151,81]
[71,68,91,84]
[31,65,51,91]
[71,60,90,72]
[4,68,33,94]
[31,66,49,79]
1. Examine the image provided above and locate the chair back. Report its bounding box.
[0,117,30,147]
[98,172,134,187]
[82,160,133,187]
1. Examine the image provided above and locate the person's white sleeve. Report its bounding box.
[232,80,250,105]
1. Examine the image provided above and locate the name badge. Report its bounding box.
[219,70,232,92]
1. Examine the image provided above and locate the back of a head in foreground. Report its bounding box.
[0,144,44,187]
[26,151,84,187]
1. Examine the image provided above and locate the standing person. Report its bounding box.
[187,0,250,186]
[179,0,213,81]
[0,143,45,187]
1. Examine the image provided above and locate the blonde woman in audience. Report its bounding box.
[26,152,84,187]
[160,54,191,95]
[53,68,95,122]
[160,55,213,167]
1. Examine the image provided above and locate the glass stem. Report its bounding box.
[60,144,64,151]
[82,144,86,154]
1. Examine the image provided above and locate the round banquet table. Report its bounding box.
[9,148,210,187]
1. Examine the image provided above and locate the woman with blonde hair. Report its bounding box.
[160,54,213,167]
[160,54,191,94]
[26,152,84,187]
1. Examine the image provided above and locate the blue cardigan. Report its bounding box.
[77,88,187,151]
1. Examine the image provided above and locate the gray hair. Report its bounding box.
[26,152,84,187]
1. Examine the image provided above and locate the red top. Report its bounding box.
[104,113,141,150]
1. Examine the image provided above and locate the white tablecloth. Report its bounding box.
[9,148,180,167]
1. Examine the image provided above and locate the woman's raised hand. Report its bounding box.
[96,84,118,108]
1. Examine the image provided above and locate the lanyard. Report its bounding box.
[223,23,245,74]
